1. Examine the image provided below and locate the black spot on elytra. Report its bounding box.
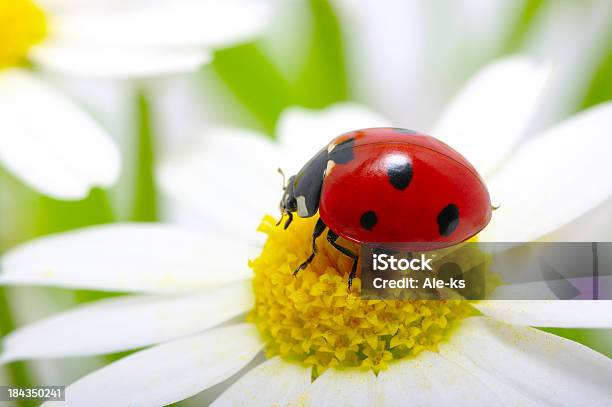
[437,204,459,236]
[386,157,413,190]
[360,210,378,230]
[329,137,355,164]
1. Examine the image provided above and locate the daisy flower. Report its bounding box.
[1,56,612,406]
[0,0,271,199]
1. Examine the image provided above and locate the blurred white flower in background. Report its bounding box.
[160,56,612,243]
[0,0,271,199]
[331,0,612,132]
[1,56,612,405]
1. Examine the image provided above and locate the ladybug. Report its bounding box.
[278,127,493,289]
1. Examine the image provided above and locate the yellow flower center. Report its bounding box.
[249,215,474,376]
[0,0,47,69]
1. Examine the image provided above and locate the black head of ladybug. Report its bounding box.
[278,174,297,229]
[278,146,329,229]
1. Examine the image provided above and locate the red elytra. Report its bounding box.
[318,128,491,250]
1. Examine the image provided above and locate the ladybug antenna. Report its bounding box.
[491,202,501,211]
[277,168,286,190]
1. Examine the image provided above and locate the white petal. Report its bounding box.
[50,324,263,407]
[31,42,210,78]
[0,69,120,199]
[550,196,612,241]
[432,56,551,176]
[158,127,280,243]
[1,280,253,362]
[288,369,376,407]
[377,351,503,406]
[481,103,612,242]
[487,280,571,301]
[0,223,256,292]
[212,356,311,407]
[276,103,390,174]
[49,0,272,48]
[439,317,612,406]
[473,300,612,328]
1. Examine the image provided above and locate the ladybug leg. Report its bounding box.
[284,211,294,229]
[293,218,327,277]
[326,230,359,290]
[275,208,284,226]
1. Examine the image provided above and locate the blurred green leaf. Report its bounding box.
[292,0,348,108]
[503,0,548,53]
[212,44,292,134]
[130,90,158,221]
[540,327,612,357]
[579,40,612,109]
[0,169,38,250]
[35,188,114,235]
[211,0,347,133]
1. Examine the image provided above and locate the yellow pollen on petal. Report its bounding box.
[249,214,474,376]
[0,0,47,69]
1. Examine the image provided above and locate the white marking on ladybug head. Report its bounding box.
[327,143,337,153]
[296,195,309,217]
[325,160,335,177]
